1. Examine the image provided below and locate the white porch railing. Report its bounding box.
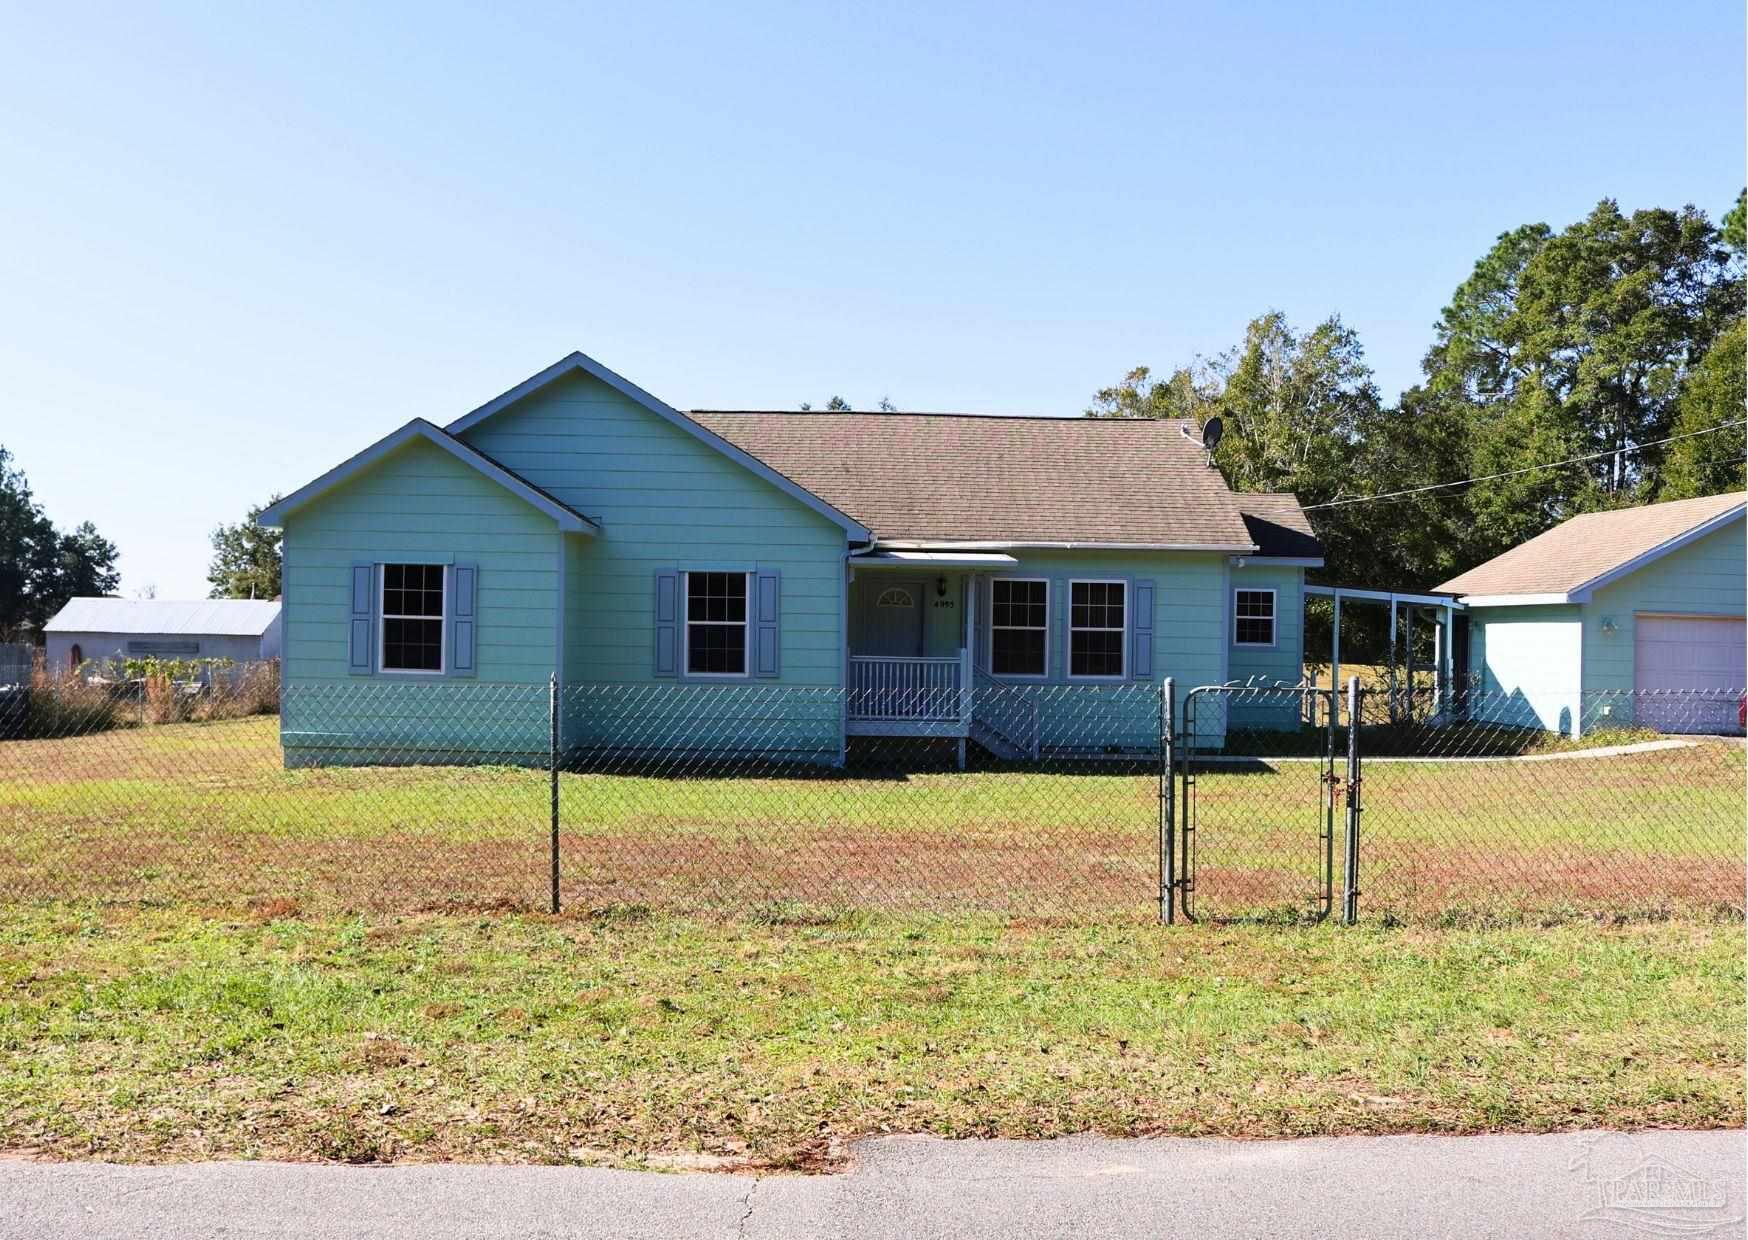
[847,654,967,722]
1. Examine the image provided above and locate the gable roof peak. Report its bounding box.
[445,352,873,541]
[257,418,599,533]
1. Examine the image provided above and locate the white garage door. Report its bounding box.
[1633,615,1746,733]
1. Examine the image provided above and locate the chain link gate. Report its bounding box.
[1167,684,1344,923]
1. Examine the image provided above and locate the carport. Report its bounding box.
[1305,585,1463,722]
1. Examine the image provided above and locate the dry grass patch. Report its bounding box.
[0,903,1739,1170]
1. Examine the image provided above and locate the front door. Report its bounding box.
[852,578,925,656]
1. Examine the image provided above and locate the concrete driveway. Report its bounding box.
[3,1129,1742,1240]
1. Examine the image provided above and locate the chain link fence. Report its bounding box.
[1,673,1741,923]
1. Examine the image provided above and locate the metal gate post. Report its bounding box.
[1178,690,1197,922]
[1319,686,1337,921]
[1342,677,1362,925]
[1159,677,1175,924]
[549,673,561,915]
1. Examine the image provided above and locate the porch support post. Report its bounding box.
[1404,606,1416,716]
[1331,592,1342,723]
[1387,595,1398,724]
[1432,614,1443,714]
[1442,602,1456,715]
[964,571,977,670]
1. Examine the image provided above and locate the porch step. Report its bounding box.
[969,720,1029,761]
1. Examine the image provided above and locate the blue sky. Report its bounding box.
[2,1,1741,597]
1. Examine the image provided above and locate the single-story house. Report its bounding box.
[44,598,283,676]
[259,351,1323,767]
[1439,491,1746,736]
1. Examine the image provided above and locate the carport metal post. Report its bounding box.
[1342,676,1362,925]
[549,673,560,914]
[1159,677,1175,924]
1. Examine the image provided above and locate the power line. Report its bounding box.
[1301,419,1748,512]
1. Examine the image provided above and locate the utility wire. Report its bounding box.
[1301,418,1748,512]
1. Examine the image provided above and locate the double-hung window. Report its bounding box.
[1234,589,1276,646]
[990,578,1048,677]
[1069,580,1126,678]
[381,563,446,672]
[685,571,750,676]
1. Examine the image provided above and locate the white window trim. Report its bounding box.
[989,576,1051,680]
[1068,578,1128,681]
[682,570,753,679]
[1233,587,1278,648]
[379,563,447,675]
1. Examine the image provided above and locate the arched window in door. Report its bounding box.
[876,587,915,608]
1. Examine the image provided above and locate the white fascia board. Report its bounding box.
[1230,556,1324,568]
[871,539,1259,553]
[1307,584,1466,607]
[1457,593,1575,608]
[853,551,1020,566]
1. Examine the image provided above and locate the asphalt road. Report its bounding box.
[2,1129,1741,1239]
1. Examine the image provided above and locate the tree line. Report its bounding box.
[0,446,120,642]
[0,443,283,643]
[1087,193,1747,592]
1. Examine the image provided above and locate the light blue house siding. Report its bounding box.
[455,370,849,760]
[1465,604,1584,735]
[1580,518,1745,700]
[973,551,1232,750]
[279,435,561,765]
[1226,562,1306,731]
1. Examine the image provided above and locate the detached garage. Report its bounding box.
[1439,491,1745,737]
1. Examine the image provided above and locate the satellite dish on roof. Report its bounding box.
[1201,417,1224,455]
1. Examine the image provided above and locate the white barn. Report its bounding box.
[44,598,282,675]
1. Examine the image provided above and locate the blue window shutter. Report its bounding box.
[754,570,781,678]
[448,564,478,678]
[1052,577,1068,683]
[654,571,679,677]
[1130,579,1155,679]
[348,563,375,675]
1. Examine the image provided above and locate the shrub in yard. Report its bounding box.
[23,667,119,738]
[144,672,195,724]
[197,659,280,721]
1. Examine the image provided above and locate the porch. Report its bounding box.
[841,552,1033,763]
[843,557,981,737]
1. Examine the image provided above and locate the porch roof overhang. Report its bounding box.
[1304,584,1464,609]
[850,550,1020,568]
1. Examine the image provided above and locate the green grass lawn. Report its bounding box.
[0,903,1740,1167]
[1,717,1742,922]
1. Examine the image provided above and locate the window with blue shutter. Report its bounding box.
[1068,580,1127,679]
[380,563,446,673]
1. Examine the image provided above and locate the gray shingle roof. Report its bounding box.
[688,412,1258,548]
[1235,494,1322,559]
[1437,491,1747,598]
